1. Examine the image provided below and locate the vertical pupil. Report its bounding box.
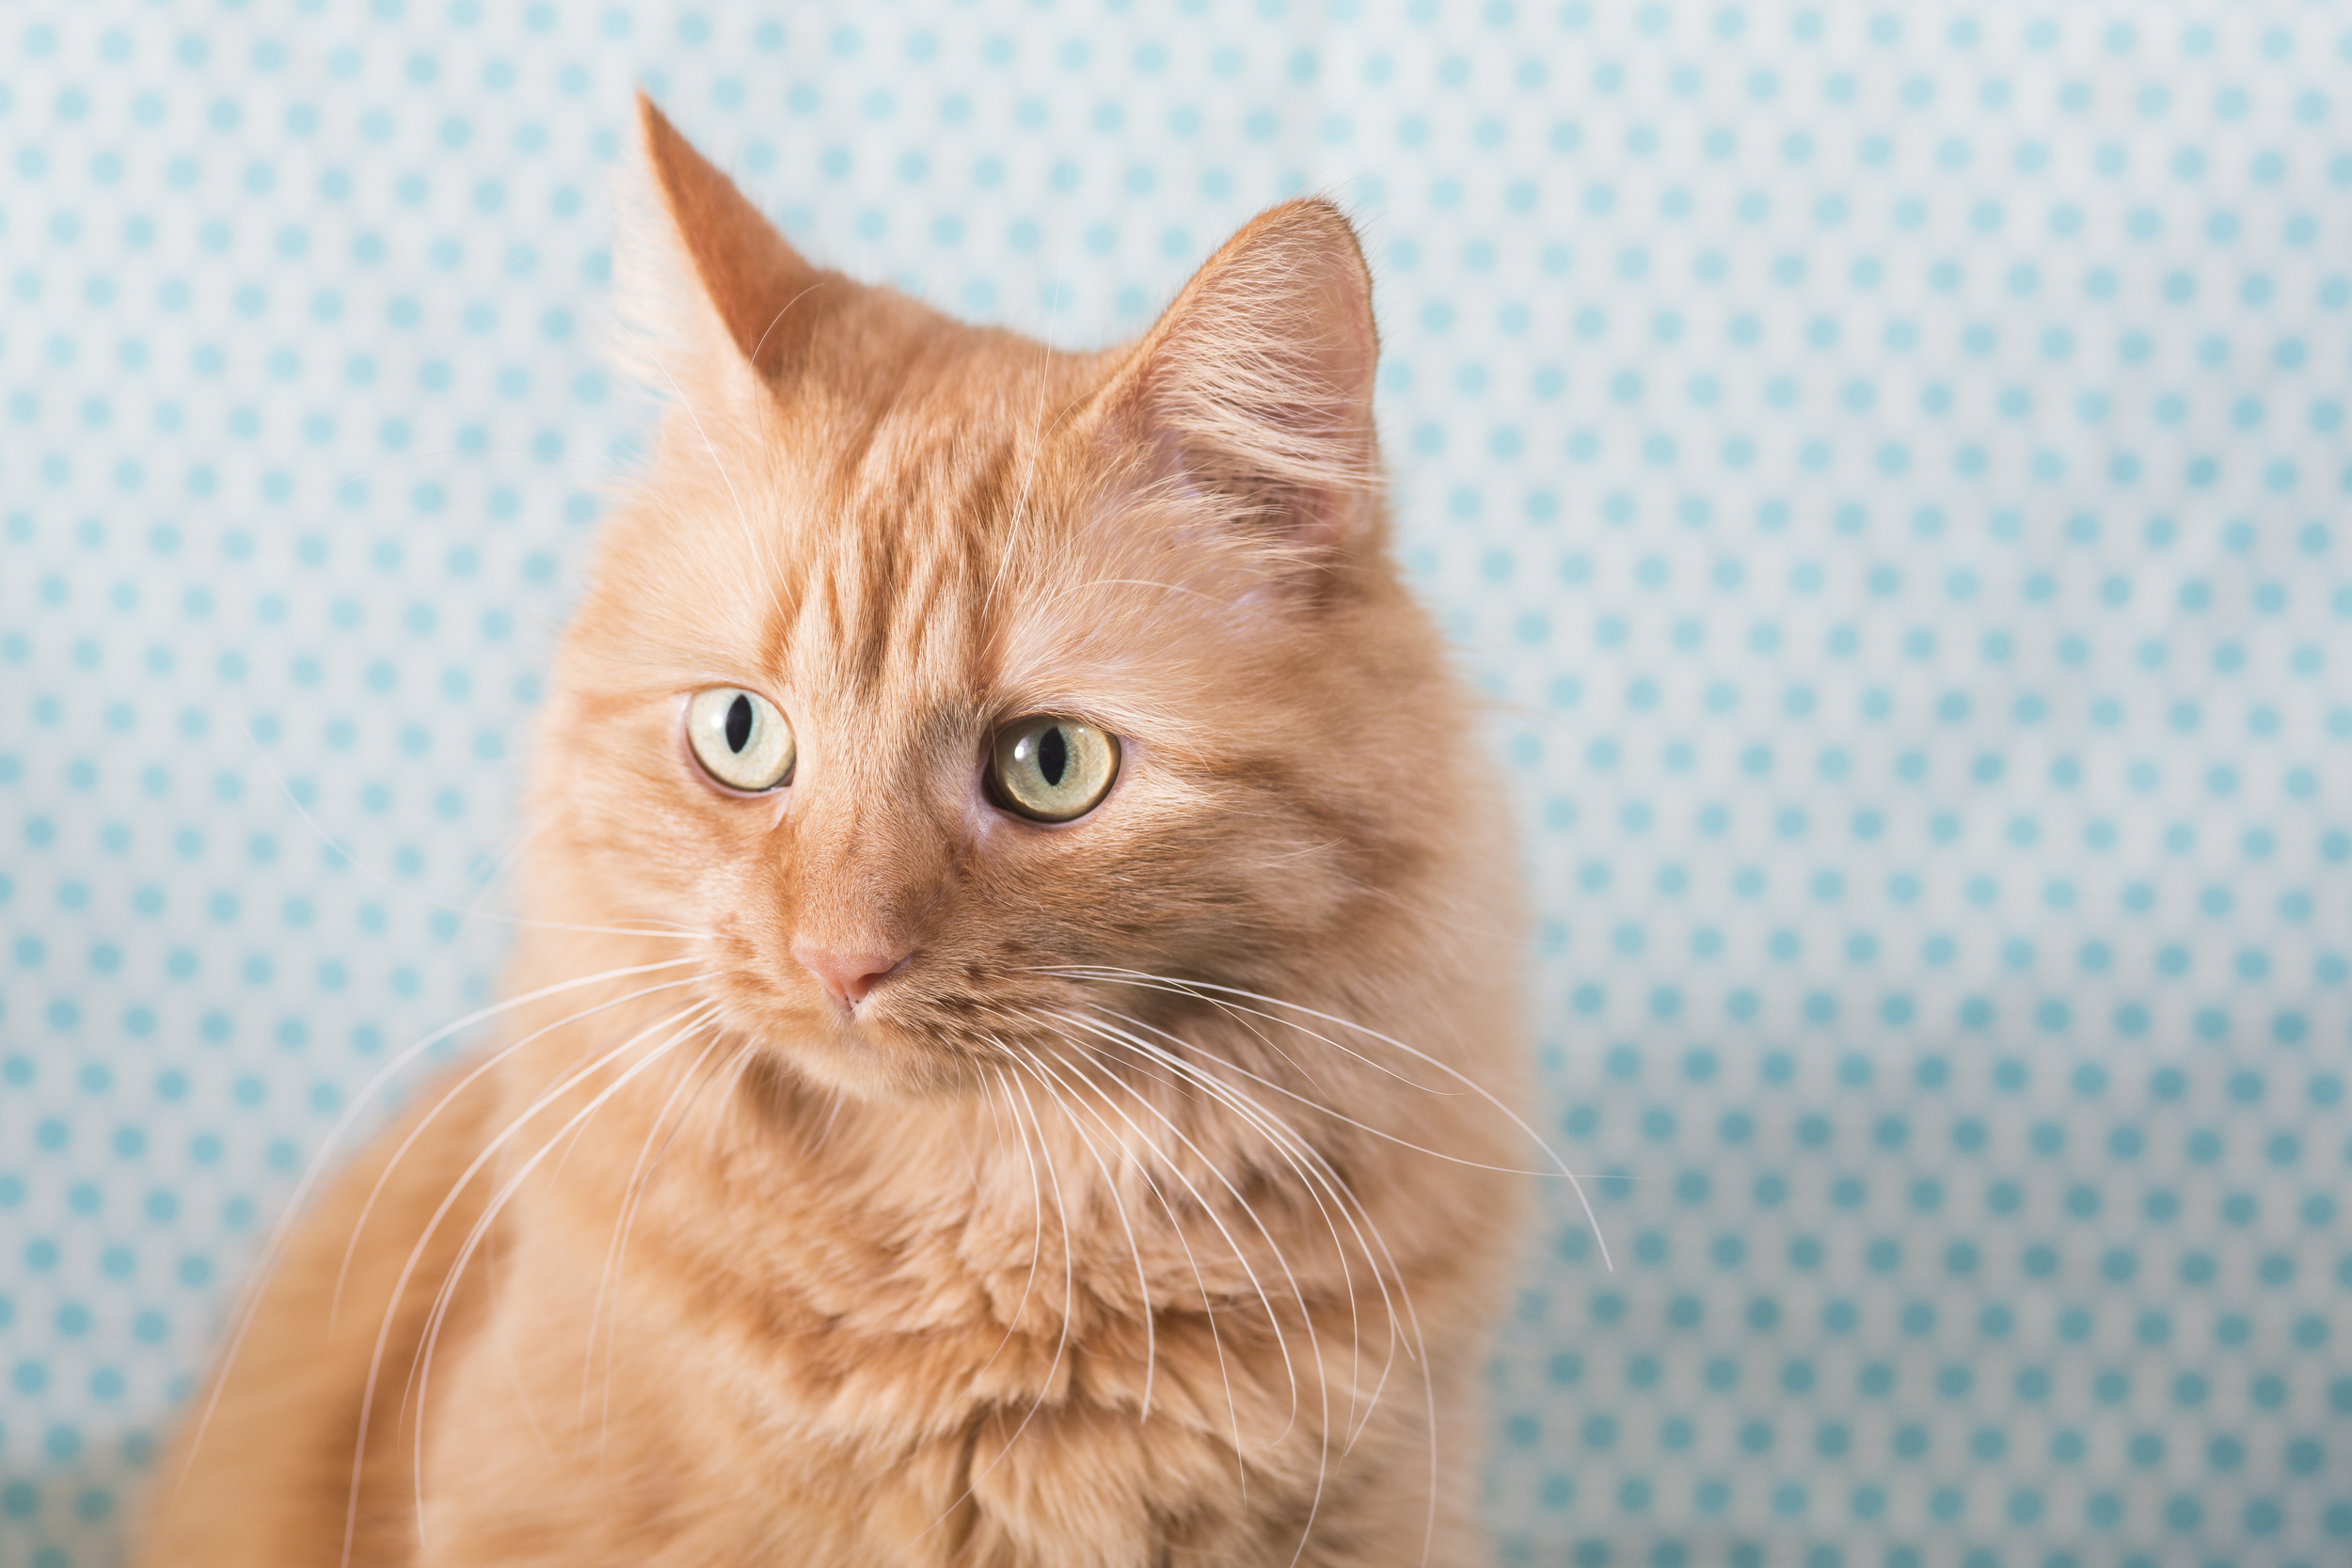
[1037,726,1068,787]
[724,694,754,753]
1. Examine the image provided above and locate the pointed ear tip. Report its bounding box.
[637,94,718,189]
[1256,198,1372,281]
[635,91,680,158]
[1259,196,1359,242]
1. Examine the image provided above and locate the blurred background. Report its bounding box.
[3,2,2348,1563]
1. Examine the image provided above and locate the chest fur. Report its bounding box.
[409,1103,1438,1567]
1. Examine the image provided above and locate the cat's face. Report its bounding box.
[530,101,1478,1101]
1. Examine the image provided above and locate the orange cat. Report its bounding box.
[135,97,1535,1567]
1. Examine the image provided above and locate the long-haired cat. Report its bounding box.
[135,96,1536,1567]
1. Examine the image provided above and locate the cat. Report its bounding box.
[135,94,1538,1567]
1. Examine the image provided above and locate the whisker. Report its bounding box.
[335,998,710,1567]
[180,956,710,1488]
[975,1056,1017,1168]
[329,973,711,1327]
[1042,966,1614,1271]
[987,1036,1248,1494]
[447,817,556,942]
[805,1085,847,1156]
[1079,1002,1575,1180]
[403,1004,724,1546]
[1029,1037,1311,1448]
[936,1064,1080,1514]
[1052,1010,1391,1446]
[962,1068,1049,1391]
[1028,964,1454,1096]
[654,356,758,559]
[977,1000,1203,1109]
[946,1073,988,1196]
[1034,1037,1333,1564]
[594,1036,764,1451]
[1001,1045,1156,1420]
[643,337,803,648]
[598,1034,753,1401]
[1056,1006,1444,1567]
[580,1025,736,1433]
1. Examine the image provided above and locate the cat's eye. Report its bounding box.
[686,687,796,792]
[989,716,1120,822]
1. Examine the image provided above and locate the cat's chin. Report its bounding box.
[739,1011,999,1107]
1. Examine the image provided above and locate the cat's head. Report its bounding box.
[530,98,1502,1101]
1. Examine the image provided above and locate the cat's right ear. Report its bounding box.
[620,93,831,392]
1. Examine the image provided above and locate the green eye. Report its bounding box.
[686,687,795,792]
[989,716,1120,822]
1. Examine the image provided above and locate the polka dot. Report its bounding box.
[4,4,2348,1565]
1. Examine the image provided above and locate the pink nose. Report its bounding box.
[791,941,906,1010]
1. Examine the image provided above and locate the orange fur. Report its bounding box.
[136,97,1531,1567]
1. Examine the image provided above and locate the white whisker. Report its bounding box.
[985,1033,1251,1492]
[1054,1006,1447,1567]
[1000,1044,1155,1420]
[963,1068,1047,1390]
[1030,964,1454,1096]
[1034,1035,1335,1565]
[329,973,711,1327]
[930,1064,1081,1524]
[403,1003,724,1546]
[1077,1001,1577,1180]
[182,956,710,1490]
[1042,966,1613,1272]
[581,1026,736,1434]
[1027,1036,1310,1448]
[335,998,710,1567]
[588,1032,755,1456]
[806,1085,847,1156]
[654,356,757,555]
[1051,1010,1392,1445]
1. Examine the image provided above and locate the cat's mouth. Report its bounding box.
[704,959,1090,1102]
[691,914,1248,1107]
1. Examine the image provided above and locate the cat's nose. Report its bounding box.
[791,941,907,1010]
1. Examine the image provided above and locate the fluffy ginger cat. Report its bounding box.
[136,96,1535,1568]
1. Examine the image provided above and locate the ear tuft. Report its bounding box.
[631,92,828,378]
[1106,198,1381,549]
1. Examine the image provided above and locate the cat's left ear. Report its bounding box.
[621,92,833,390]
[1099,198,1381,555]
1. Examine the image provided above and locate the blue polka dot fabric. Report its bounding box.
[3,4,2348,1564]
